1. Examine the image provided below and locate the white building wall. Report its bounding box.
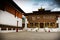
[25,18,28,29]
[22,15,28,30]
[57,17,60,32]
[0,10,22,27]
[58,17,60,28]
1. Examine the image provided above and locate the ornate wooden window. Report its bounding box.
[37,16,40,19]
[43,15,55,19]
[32,17,35,20]
[30,23,33,27]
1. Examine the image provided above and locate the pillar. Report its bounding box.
[39,23,40,26]
[24,18,28,29]
[57,17,60,31]
[11,28,13,30]
[0,28,1,31]
[6,28,8,31]
[38,22,40,28]
[44,22,45,28]
[55,23,57,28]
[49,22,50,28]
[58,22,60,28]
[44,22,46,32]
[33,23,35,28]
[16,21,18,32]
[38,22,40,30]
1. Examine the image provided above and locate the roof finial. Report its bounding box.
[41,6,43,9]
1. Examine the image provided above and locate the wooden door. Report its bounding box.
[40,23,44,28]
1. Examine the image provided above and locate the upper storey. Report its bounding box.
[0,0,25,18]
[24,8,60,16]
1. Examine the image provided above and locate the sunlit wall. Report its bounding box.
[0,10,22,27]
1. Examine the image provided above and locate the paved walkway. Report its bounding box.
[0,32,60,40]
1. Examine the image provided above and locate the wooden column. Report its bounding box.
[39,24,40,25]
[38,22,40,30]
[33,23,35,28]
[38,22,40,28]
[6,28,8,31]
[55,23,57,28]
[49,22,50,28]
[11,28,13,30]
[25,19,27,29]
[0,28,1,31]
[44,22,45,28]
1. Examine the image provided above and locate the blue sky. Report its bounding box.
[13,0,60,13]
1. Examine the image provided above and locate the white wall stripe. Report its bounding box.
[0,10,22,27]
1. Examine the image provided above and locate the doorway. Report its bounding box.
[40,23,44,28]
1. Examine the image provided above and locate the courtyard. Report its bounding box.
[0,31,60,40]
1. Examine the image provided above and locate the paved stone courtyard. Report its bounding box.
[0,31,60,40]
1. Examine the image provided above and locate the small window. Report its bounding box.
[37,16,40,19]
[30,23,33,27]
[32,17,35,20]
[1,28,6,30]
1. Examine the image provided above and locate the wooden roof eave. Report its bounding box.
[8,0,25,13]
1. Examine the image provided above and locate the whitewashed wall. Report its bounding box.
[0,10,22,27]
[57,17,60,32]
[58,17,60,28]
[22,15,28,29]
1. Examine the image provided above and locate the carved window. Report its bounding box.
[32,17,35,20]
[37,16,40,19]
[30,23,33,27]
[43,16,55,19]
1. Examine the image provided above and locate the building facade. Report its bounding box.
[24,8,60,29]
[0,0,24,31]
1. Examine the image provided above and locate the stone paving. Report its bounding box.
[0,31,60,40]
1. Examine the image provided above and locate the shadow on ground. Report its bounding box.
[57,33,60,40]
[0,33,4,40]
